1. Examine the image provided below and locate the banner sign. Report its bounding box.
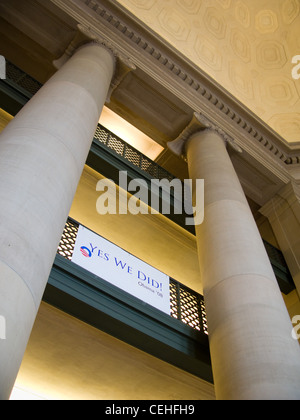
[72,226,170,314]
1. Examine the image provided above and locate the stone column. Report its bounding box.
[0,42,115,399]
[170,124,300,400]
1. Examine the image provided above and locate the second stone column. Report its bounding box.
[185,129,300,400]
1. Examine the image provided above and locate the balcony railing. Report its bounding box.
[57,218,208,335]
[93,124,174,181]
[5,61,42,96]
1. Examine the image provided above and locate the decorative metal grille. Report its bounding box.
[170,279,208,335]
[6,61,42,96]
[57,218,208,334]
[94,125,109,144]
[57,219,79,261]
[124,146,140,166]
[108,135,125,156]
[93,125,175,182]
[169,281,179,320]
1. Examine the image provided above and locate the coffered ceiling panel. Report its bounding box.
[116,0,300,143]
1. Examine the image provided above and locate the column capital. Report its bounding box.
[53,24,113,69]
[53,24,136,102]
[168,112,242,160]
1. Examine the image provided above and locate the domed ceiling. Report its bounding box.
[116,0,300,144]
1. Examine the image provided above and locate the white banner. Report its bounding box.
[72,226,170,314]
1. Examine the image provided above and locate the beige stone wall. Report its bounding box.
[13,302,215,400]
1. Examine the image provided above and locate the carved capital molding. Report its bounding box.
[52,24,91,69]
[193,113,243,154]
[106,53,136,103]
[85,29,137,102]
[53,23,136,103]
[168,112,242,160]
[52,24,118,68]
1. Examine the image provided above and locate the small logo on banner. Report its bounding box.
[80,246,92,258]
